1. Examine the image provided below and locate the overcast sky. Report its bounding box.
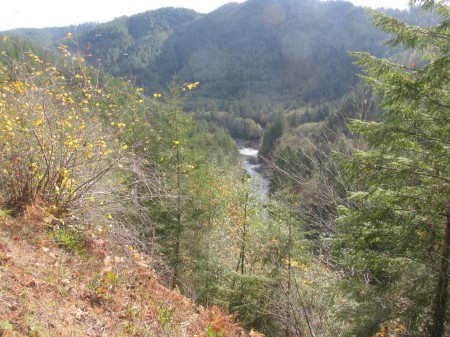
[0,0,410,32]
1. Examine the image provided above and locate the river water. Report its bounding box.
[239,146,270,203]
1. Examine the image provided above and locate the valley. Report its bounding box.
[0,1,448,336]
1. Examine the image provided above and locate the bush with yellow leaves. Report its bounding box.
[0,36,129,215]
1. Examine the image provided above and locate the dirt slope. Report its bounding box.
[0,206,262,337]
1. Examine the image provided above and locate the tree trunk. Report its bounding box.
[172,145,182,289]
[235,193,248,275]
[429,199,450,337]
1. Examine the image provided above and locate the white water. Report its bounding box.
[239,147,259,157]
[239,147,269,203]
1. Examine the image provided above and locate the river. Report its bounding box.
[238,146,270,203]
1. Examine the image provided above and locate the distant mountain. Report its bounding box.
[6,23,96,49]
[150,0,385,110]
[76,8,202,78]
[67,0,386,112]
[3,0,436,114]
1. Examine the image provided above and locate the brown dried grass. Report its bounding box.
[0,216,263,337]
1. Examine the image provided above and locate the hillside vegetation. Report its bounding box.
[6,0,436,116]
[0,34,255,336]
[74,0,384,110]
[1,0,449,336]
[4,0,438,140]
[0,207,260,337]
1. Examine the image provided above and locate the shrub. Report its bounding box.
[0,36,128,215]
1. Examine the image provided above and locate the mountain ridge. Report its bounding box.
[3,1,436,116]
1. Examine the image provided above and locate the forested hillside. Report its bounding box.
[4,1,437,116]
[76,0,386,111]
[1,0,449,336]
[3,0,437,139]
[76,8,202,79]
[69,0,437,112]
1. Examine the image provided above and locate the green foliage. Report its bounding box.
[149,0,385,110]
[157,304,176,331]
[121,81,245,296]
[0,209,12,217]
[0,320,13,332]
[15,0,413,116]
[4,3,448,337]
[7,1,439,135]
[261,113,286,155]
[336,3,450,336]
[206,326,223,337]
[141,83,201,286]
[4,24,96,50]
[193,121,239,165]
[75,8,201,85]
[193,110,264,140]
[51,226,86,255]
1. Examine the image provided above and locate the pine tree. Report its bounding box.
[142,83,200,288]
[337,1,450,336]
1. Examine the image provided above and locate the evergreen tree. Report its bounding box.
[141,83,201,288]
[337,1,450,336]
